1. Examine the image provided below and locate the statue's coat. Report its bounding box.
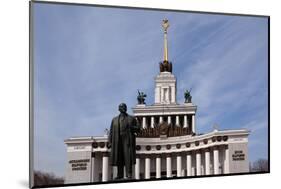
[108,114,140,166]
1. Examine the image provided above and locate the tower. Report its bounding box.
[133,19,197,135]
[155,19,177,104]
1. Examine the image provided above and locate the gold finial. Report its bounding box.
[162,19,169,61]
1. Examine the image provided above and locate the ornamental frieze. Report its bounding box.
[136,122,192,138]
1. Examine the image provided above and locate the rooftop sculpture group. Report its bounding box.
[137,90,147,105]
[184,89,192,103]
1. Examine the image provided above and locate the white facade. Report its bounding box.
[65,130,249,183]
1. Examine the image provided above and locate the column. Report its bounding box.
[159,116,163,124]
[161,88,164,103]
[176,115,180,126]
[186,152,192,176]
[145,156,151,179]
[192,114,195,133]
[123,167,126,178]
[155,87,160,103]
[135,156,140,179]
[166,154,172,178]
[142,117,147,128]
[213,147,219,175]
[205,148,211,175]
[171,86,176,103]
[196,150,201,176]
[102,153,109,182]
[122,167,125,178]
[91,153,96,182]
[112,166,117,180]
[151,116,155,128]
[184,115,188,128]
[224,145,230,174]
[168,116,171,124]
[156,155,161,178]
[177,154,182,177]
[165,88,169,102]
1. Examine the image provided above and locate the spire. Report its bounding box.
[162,19,169,61]
[159,19,172,73]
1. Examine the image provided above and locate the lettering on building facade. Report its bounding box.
[69,159,90,171]
[232,150,245,161]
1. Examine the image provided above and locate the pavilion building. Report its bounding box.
[64,19,249,184]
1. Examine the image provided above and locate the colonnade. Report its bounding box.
[140,114,195,133]
[96,145,229,182]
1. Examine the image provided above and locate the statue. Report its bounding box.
[137,90,147,104]
[108,103,140,179]
[184,89,192,103]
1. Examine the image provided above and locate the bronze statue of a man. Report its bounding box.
[108,103,140,179]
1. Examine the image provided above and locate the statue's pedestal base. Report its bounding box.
[184,102,193,106]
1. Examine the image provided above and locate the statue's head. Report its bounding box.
[118,103,127,114]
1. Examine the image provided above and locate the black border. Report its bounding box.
[29,1,270,188]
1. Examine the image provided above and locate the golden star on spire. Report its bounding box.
[162,19,170,33]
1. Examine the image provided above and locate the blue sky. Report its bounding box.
[33,3,268,177]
